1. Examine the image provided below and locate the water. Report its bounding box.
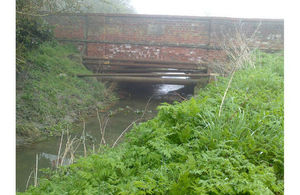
[16,83,195,192]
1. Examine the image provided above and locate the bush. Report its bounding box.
[16,16,53,51]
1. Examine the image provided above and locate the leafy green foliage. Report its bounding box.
[20,52,284,194]
[16,15,53,51]
[16,42,114,138]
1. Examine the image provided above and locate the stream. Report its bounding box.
[16,83,195,192]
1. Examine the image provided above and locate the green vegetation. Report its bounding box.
[16,0,135,143]
[16,42,115,143]
[20,52,284,194]
[15,0,140,150]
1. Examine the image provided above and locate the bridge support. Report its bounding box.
[193,74,219,94]
[77,57,219,94]
[77,72,218,94]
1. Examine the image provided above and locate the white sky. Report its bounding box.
[130,0,284,19]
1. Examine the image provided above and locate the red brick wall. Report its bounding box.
[46,14,283,64]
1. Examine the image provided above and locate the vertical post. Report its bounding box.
[194,77,210,95]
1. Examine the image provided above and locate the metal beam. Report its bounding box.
[77,73,212,77]
[83,62,203,69]
[97,76,208,85]
[95,69,207,73]
[83,57,208,66]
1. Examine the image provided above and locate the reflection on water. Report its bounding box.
[16,137,61,192]
[16,83,194,192]
[84,97,162,146]
[40,152,71,167]
[155,84,185,95]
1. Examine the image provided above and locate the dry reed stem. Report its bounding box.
[218,68,236,117]
[218,45,249,117]
[34,154,38,187]
[61,137,77,166]
[140,95,154,119]
[69,139,76,164]
[25,170,34,190]
[69,139,82,164]
[112,95,153,148]
[96,108,103,143]
[217,21,262,116]
[60,129,71,166]
[112,120,138,148]
[82,121,87,157]
[212,21,261,75]
[60,127,79,167]
[96,108,109,146]
[56,130,64,169]
[73,140,82,154]
[101,116,109,145]
[54,126,85,169]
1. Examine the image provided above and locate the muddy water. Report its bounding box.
[16,83,194,192]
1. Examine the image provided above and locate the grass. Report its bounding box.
[16,42,115,143]
[20,51,284,194]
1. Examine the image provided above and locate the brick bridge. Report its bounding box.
[46,13,284,85]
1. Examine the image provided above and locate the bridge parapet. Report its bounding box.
[45,13,283,65]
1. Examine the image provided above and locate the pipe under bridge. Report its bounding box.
[45,13,283,85]
[78,57,213,85]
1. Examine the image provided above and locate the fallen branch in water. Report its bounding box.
[173,91,187,101]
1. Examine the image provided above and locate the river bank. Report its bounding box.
[16,42,116,146]
[19,52,284,194]
[16,82,194,192]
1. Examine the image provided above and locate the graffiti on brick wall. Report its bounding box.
[46,14,283,63]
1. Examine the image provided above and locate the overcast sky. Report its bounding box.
[130,0,284,19]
